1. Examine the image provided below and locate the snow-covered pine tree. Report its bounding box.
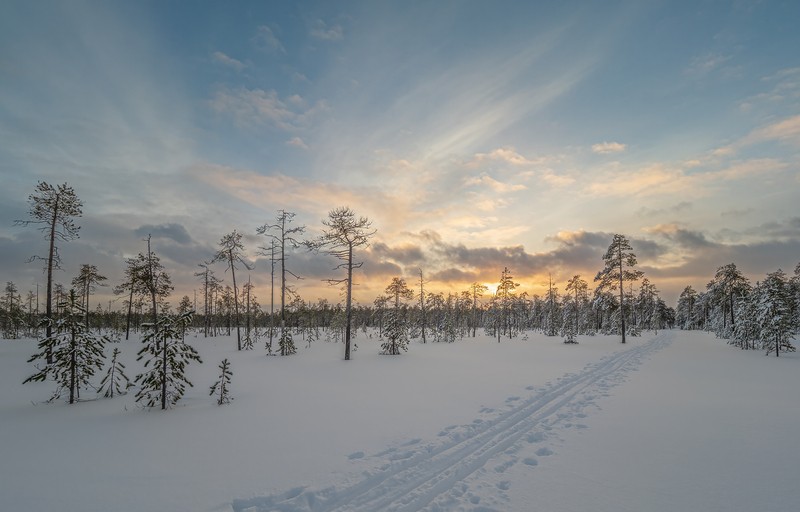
[757,270,796,357]
[134,311,202,409]
[99,347,131,398]
[23,289,108,404]
[209,358,232,405]
[732,288,760,350]
[381,277,413,355]
[594,234,643,343]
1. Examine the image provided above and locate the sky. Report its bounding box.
[1,0,799,309]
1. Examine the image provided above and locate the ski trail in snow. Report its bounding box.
[233,332,673,512]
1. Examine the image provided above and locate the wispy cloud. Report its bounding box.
[712,114,800,156]
[464,174,527,193]
[286,136,309,150]
[211,51,246,71]
[252,25,285,53]
[209,87,327,131]
[311,20,344,41]
[591,141,626,154]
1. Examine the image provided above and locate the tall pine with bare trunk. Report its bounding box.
[308,207,375,361]
[15,182,83,362]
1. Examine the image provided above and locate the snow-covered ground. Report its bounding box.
[1,329,797,512]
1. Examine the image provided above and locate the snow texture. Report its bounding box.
[1,330,798,512]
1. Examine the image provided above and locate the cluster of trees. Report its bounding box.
[675,263,799,357]
[7,183,678,354]
[6,181,796,411]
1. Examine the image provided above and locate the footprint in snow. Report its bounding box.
[525,385,535,390]
[526,432,546,443]
[523,457,539,466]
[535,447,554,456]
[497,481,511,491]
[347,451,365,460]
[505,396,520,403]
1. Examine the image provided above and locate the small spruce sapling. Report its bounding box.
[99,347,131,398]
[209,358,233,405]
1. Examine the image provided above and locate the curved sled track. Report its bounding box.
[233,332,674,512]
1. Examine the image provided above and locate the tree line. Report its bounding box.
[4,181,797,409]
[675,262,799,357]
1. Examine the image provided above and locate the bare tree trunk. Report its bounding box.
[345,245,353,361]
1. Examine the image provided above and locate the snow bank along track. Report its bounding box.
[233,332,674,512]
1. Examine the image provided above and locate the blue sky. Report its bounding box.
[2,0,799,306]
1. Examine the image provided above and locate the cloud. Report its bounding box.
[464,174,527,193]
[467,147,551,167]
[686,53,732,74]
[642,224,713,250]
[209,87,326,131]
[134,223,194,245]
[211,51,246,71]
[636,202,693,219]
[311,20,344,41]
[591,141,626,154]
[711,114,800,156]
[252,26,285,53]
[286,136,309,150]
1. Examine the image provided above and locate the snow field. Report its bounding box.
[1,330,797,511]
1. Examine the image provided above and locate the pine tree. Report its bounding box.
[15,182,83,362]
[257,210,305,356]
[758,270,796,357]
[99,347,131,398]
[72,264,108,331]
[23,289,107,404]
[134,311,202,409]
[594,234,644,343]
[495,267,519,342]
[213,231,252,351]
[2,281,25,339]
[676,286,698,330]
[381,277,414,355]
[308,207,375,360]
[707,263,750,337]
[209,359,233,405]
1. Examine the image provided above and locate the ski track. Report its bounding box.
[233,333,673,512]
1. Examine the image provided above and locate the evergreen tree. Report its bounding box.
[676,286,698,330]
[99,347,131,398]
[15,182,83,362]
[308,206,375,361]
[134,311,202,409]
[381,277,413,355]
[707,263,750,337]
[257,210,305,356]
[209,358,233,405]
[594,234,644,343]
[2,281,25,339]
[494,267,519,342]
[72,264,108,330]
[23,289,107,404]
[543,274,560,337]
[758,270,796,357]
[213,230,252,351]
[467,282,488,337]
